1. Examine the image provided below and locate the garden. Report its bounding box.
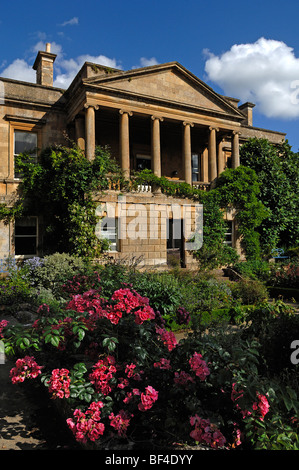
[1,251,299,451]
[0,137,299,451]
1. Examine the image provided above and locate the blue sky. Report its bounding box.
[1,0,299,151]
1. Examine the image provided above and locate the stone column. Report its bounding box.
[208,126,218,181]
[217,138,225,176]
[84,104,99,160]
[182,121,194,185]
[119,110,133,178]
[232,131,240,169]
[75,116,85,151]
[151,116,164,177]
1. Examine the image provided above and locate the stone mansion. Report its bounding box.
[0,44,286,268]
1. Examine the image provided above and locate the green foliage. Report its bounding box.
[240,138,299,254]
[232,259,271,282]
[0,257,33,306]
[213,166,269,260]
[243,300,299,375]
[230,279,268,305]
[2,262,299,449]
[0,145,122,258]
[27,252,88,295]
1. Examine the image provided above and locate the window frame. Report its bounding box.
[14,216,39,259]
[8,120,42,181]
[99,217,119,252]
[223,220,234,247]
[14,130,38,179]
[191,153,199,182]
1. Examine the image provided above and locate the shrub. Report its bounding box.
[30,253,88,295]
[242,300,299,375]
[268,258,299,288]
[231,279,268,305]
[2,277,299,450]
[0,257,33,306]
[232,259,271,282]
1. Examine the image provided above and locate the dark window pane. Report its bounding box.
[15,237,37,255]
[136,157,151,171]
[15,218,37,255]
[14,131,37,155]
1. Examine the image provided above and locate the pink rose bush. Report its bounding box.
[65,287,155,326]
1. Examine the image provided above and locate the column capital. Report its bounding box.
[232,130,241,136]
[183,121,194,127]
[151,115,164,122]
[84,103,99,111]
[119,109,133,117]
[209,126,219,132]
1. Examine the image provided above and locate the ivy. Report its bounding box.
[240,138,299,255]
[0,144,123,259]
[0,141,278,265]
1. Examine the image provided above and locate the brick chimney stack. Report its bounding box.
[33,43,57,87]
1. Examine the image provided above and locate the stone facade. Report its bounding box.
[0,44,286,267]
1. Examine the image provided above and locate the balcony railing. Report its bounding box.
[105,175,211,193]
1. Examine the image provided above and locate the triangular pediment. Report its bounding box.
[83,62,244,119]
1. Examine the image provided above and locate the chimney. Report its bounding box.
[239,102,255,127]
[33,43,57,87]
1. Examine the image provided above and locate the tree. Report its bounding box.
[240,138,299,255]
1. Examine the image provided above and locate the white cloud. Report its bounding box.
[133,57,159,69]
[0,41,122,88]
[60,17,79,27]
[0,58,36,83]
[204,37,299,119]
[54,54,122,88]
[0,41,160,90]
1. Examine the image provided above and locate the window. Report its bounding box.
[167,218,182,250]
[15,217,38,256]
[100,217,118,251]
[191,153,199,182]
[136,155,151,171]
[223,220,233,246]
[14,131,37,178]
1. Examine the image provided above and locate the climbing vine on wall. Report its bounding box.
[0,143,270,265]
[0,145,123,259]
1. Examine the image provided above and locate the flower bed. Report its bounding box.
[2,269,299,450]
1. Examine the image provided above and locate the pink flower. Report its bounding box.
[174,370,195,387]
[47,368,71,399]
[0,319,8,338]
[154,358,171,370]
[189,414,226,449]
[10,356,42,384]
[67,401,105,443]
[189,352,210,381]
[109,409,133,437]
[89,356,117,395]
[252,393,270,421]
[123,388,140,404]
[37,304,50,315]
[138,385,158,411]
[155,326,178,351]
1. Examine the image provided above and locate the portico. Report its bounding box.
[73,100,241,185]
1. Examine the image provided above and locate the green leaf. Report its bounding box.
[50,336,60,347]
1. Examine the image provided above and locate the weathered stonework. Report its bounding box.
[0,44,286,266]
